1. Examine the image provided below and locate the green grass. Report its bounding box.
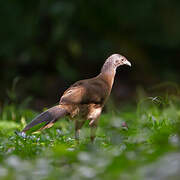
[1,95,180,180]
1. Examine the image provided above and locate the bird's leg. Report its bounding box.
[75,129,80,141]
[88,105,102,143]
[74,119,85,141]
[89,119,99,143]
[90,125,97,142]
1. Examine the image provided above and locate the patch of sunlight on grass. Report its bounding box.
[0,121,20,135]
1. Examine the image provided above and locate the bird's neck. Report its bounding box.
[99,63,116,89]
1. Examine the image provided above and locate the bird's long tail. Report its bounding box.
[22,105,68,133]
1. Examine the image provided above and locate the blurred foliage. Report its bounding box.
[1,94,180,179]
[0,0,180,107]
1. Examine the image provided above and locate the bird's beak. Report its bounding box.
[124,60,131,67]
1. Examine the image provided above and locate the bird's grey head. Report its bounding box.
[101,53,131,73]
[107,54,131,68]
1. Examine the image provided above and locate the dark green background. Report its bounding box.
[1,0,180,109]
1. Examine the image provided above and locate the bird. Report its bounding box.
[22,54,131,142]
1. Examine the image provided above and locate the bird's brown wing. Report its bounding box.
[60,78,109,105]
[60,80,86,104]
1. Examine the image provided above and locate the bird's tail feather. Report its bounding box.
[22,105,68,133]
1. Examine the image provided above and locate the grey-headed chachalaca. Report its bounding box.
[22,54,131,141]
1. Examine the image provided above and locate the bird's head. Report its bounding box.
[101,53,131,73]
[109,54,131,68]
